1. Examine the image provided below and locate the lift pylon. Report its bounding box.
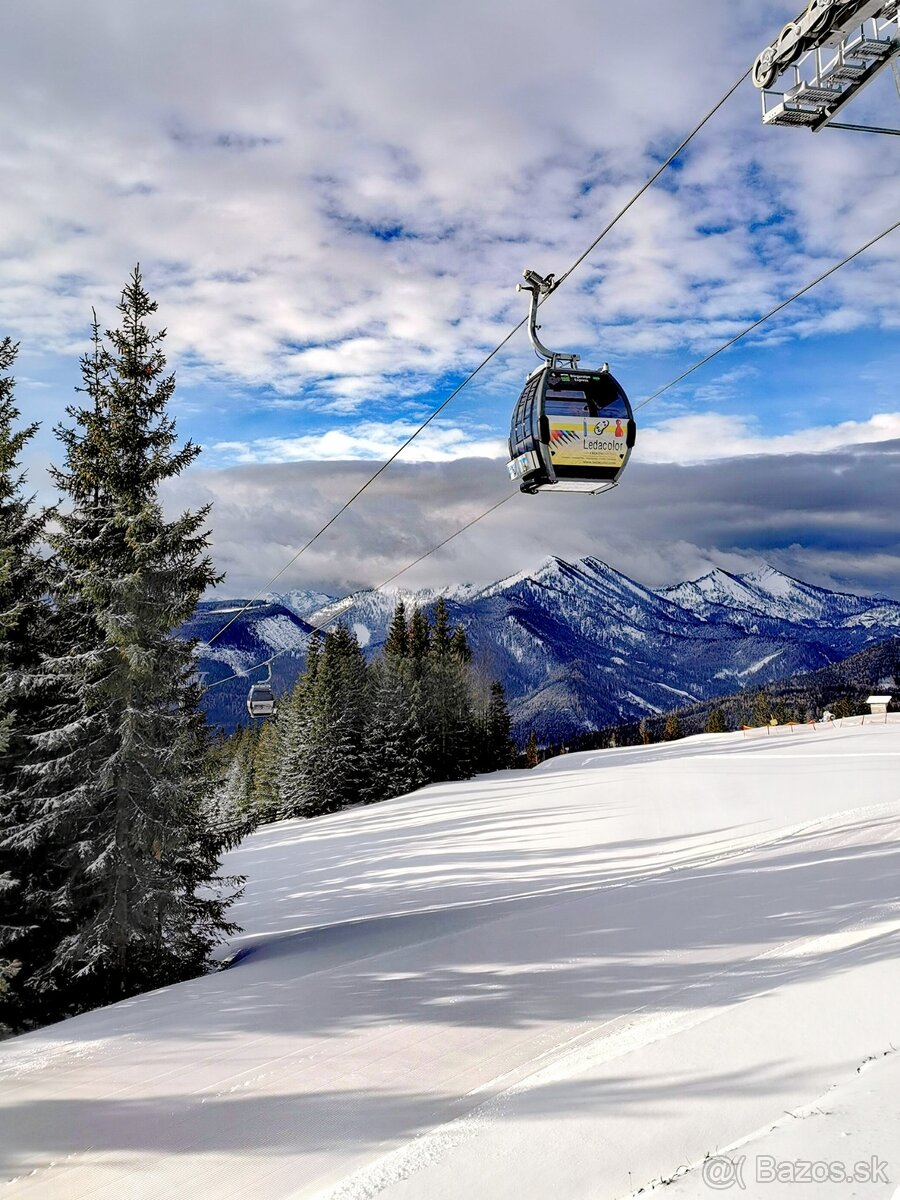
[753,0,900,133]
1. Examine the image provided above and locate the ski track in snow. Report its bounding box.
[311,905,900,1200]
[3,723,900,1199]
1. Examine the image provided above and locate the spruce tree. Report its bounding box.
[450,623,472,664]
[277,636,320,818]
[383,601,408,657]
[0,957,20,1038]
[663,712,683,741]
[14,269,239,1017]
[363,603,425,802]
[481,681,516,771]
[365,655,427,803]
[422,606,475,782]
[407,606,431,665]
[705,708,726,734]
[525,731,540,768]
[203,729,257,851]
[250,719,282,824]
[752,691,771,727]
[0,336,51,774]
[300,623,370,816]
[0,338,60,1032]
[432,597,452,656]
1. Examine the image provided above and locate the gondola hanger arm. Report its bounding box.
[517,268,579,367]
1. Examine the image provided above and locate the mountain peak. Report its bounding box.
[579,555,622,577]
[739,564,799,593]
[535,554,572,575]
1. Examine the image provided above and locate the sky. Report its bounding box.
[2,0,899,598]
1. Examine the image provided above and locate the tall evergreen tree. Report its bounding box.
[407,606,430,665]
[431,597,452,656]
[663,712,683,741]
[383,601,408,657]
[0,957,20,1038]
[365,604,425,802]
[0,337,51,771]
[480,682,516,772]
[705,708,726,734]
[210,727,256,831]
[422,608,475,782]
[277,637,320,818]
[11,269,239,1019]
[752,691,771,727]
[300,624,370,816]
[249,718,282,823]
[0,338,59,1031]
[202,728,257,853]
[450,623,472,664]
[524,731,540,768]
[365,654,427,803]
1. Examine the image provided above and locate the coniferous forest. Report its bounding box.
[212,600,518,831]
[0,270,517,1037]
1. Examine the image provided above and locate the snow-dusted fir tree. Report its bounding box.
[0,338,58,1031]
[205,727,257,847]
[705,708,726,734]
[0,958,19,1037]
[0,338,52,766]
[421,598,475,782]
[752,691,771,727]
[663,712,683,741]
[407,606,431,663]
[301,623,370,816]
[524,731,540,768]
[365,603,427,803]
[250,719,282,823]
[16,269,239,1017]
[481,682,516,771]
[276,632,319,818]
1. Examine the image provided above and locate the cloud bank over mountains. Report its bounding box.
[164,437,900,601]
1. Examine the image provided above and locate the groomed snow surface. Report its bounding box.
[4,719,900,1199]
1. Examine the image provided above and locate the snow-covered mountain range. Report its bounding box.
[188,558,900,739]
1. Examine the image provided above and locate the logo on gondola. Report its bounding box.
[592,420,625,437]
[550,429,581,445]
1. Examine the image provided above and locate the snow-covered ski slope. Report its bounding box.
[3,719,900,1199]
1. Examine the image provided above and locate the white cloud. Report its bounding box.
[639,412,900,464]
[2,0,898,413]
[161,440,900,601]
[212,410,900,468]
[213,419,507,464]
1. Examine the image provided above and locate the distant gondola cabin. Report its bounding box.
[247,683,276,719]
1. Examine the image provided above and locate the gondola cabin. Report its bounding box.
[507,364,636,495]
[246,682,276,719]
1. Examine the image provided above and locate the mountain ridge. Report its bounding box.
[190,557,900,738]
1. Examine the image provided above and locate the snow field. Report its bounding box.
[2,722,899,1199]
